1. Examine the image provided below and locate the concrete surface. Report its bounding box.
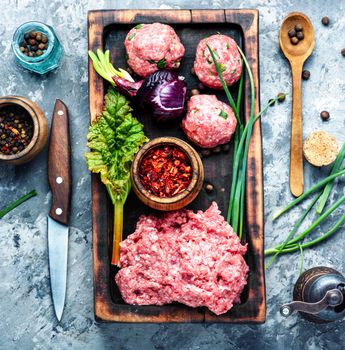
[1,0,345,349]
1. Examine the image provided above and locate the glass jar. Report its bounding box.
[12,21,64,74]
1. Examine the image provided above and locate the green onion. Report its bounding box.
[207,45,240,124]
[273,168,345,220]
[265,192,321,268]
[266,194,345,256]
[316,143,345,214]
[265,212,345,255]
[0,190,37,219]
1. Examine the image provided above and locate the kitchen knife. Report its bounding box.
[47,99,72,322]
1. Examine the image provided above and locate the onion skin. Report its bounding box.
[113,70,187,123]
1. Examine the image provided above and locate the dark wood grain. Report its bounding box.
[88,9,265,323]
[48,99,72,225]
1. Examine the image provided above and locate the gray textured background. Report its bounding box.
[1,0,345,349]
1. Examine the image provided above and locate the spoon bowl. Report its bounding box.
[280,12,315,61]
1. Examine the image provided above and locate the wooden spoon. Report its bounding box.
[279,12,315,197]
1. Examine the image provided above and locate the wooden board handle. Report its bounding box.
[48,99,72,225]
[290,61,304,197]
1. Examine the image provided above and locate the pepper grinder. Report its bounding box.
[280,266,345,323]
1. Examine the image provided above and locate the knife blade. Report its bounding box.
[47,99,72,322]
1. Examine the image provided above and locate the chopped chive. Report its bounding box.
[226,43,230,49]
[128,33,136,41]
[134,24,143,29]
[0,190,37,219]
[157,58,166,69]
[219,110,228,119]
[219,63,226,72]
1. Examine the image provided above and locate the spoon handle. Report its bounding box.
[290,61,304,197]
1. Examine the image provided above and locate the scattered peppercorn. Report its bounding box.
[320,111,330,121]
[288,29,296,38]
[296,31,304,40]
[277,93,286,103]
[0,106,34,155]
[295,24,303,32]
[191,89,200,96]
[139,145,192,198]
[321,16,330,26]
[302,70,311,80]
[290,37,299,45]
[191,67,195,75]
[19,31,49,58]
[341,48,345,57]
[205,183,214,193]
[198,83,205,91]
[268,98,276,106]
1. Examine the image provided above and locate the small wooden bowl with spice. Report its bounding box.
[0,96,48,165]
[131,137,204,211]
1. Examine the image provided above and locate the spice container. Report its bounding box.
[0,96,48,165]
[12,22,63,74]
[131,137,204,211]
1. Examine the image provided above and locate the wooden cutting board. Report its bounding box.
[88,9,265,323]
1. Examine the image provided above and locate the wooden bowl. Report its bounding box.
[131,137,204,211]
[0,96,48,165]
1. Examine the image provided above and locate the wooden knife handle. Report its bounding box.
[48,99,72,225]
[290,61,304,197]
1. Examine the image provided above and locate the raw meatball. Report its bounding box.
[182,95,237,149]
[194,34,242,89]
[125,23,185,78]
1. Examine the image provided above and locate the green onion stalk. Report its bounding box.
[265,144,345,265]
[207,44,285,238]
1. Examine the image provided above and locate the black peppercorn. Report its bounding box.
[288,29,296,38]
[295,24,303,32]
[24,33,30,41]
[296,31,304,40]
[268,98,275,106]
[213,146,221,153]
[321,16,330,26]
[320,111,330,121]
[191,67,195,75]
[277,93,286,102]
[198,82,205,91]
[222,143,230,152]
[302,70,310,80]
[290,37,299,45]
[341,48,345,57]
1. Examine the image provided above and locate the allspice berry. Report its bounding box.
[290,37,299,45]
[277,93,286,103]
[321,16,330,26]
[341,48,345,57]
[302,70,311,80]
[205,183,214,193]
[320,111,330,121]
[191,89,200,96]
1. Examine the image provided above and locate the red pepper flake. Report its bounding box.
[139,145,193,198]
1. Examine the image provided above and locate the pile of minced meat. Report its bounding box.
[116,202,249,315]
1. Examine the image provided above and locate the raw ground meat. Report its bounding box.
[181,94,237,148]
[125,23,185,77]
[115,202,249,315]
[194,34,242,89]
